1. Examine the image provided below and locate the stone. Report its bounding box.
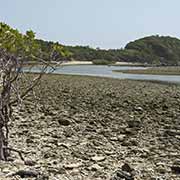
[64,163,82,170]
[91,156,106,162]
[48,167,65,174]
[171,160,180,174]
[24,160,36,166]
[71,169,79,175]
[26,138,34,144]
[129,138,139,146]
[156,166,166,174]
[118,135,126,142]
[127,119,141,128]
[58,143,70,148]
[104,150,114,155]
[175,135,180,140]
[14,159,24,166]
[58,118,71,126]
[171,165,180,174]
[110,169,134,180]
[121,163,133,173]
[13,170,39,178]
[90,164,103,171]
[124,128,137,135]
[110,137,119,141]
[134,106,143,112]
[2,168,11,174]
[122,138,138,146]
[165,129,180,136]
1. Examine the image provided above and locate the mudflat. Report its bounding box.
[114,66,180,75]
[3,75,180,179]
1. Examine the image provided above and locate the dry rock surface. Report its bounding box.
[1,75,180,179]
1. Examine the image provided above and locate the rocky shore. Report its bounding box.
[1,75,180,179]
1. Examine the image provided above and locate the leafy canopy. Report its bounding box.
[0,22,70,61]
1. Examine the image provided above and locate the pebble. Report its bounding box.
[63,163,82,170]
[171,160,180,174]
[110,137,119,141]
[118,135,126,141]
[90,164,103,171]
[91,156,106,162]
[58,118,71,126]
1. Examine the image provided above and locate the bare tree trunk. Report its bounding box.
[0,49,59,161]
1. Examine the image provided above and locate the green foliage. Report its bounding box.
[26,30,35,39]
[35,39,71,61]
[0,23,37,56]
[0,22,69,62]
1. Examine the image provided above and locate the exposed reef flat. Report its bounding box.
[2,75,180,179]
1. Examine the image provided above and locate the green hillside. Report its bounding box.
[124,35,180,65]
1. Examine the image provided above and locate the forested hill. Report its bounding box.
[39,36,180,65]
[124,36,180,65]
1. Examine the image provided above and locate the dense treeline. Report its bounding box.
[39,36,180,65]
[63,46,123,62]
[1,22,180,65]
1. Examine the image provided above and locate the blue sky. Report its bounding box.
[0,0,180,49]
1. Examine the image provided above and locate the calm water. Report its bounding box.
[25,65,180,84]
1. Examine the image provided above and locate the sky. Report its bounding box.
[0,0,180,49]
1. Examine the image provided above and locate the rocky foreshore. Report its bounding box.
[1,75,180,179]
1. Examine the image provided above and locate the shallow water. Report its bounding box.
[24,65,180,83]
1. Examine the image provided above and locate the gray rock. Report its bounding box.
[64,163,82,170]
[134,106,143,112]
[12,170,39,178]
[127,119,141,128]
[91,156,106,162]
[24,160,36,166]
[110,169,134,180]
[58,118,71,126]
[122,138,138,146]
[90,164,103,171]
[165,129,180,136]
[171,160,180,174]
[121,163,133,173]
[118,135,126,142]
